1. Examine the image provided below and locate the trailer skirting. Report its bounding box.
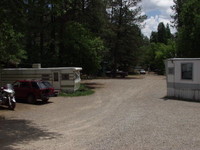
[167,82,200,101]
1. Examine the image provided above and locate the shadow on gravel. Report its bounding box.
[84,82,104,89]
[104,76,144,80]
[122,76,145,80]
[162,96,200,103]
[0,116,61,150]
[0,106,11,111]
[83,75,144,80]
[16,99,53,106]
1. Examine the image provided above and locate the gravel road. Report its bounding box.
[1,75,200,150]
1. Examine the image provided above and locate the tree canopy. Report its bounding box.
[104,0,146,74]
[142,22,175,74]
[172,0,200,57]
[1,0,200,76]
[0,0,147,76]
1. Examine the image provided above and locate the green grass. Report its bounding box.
[59,84,94,97]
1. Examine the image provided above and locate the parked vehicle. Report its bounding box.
[140,69,146,74]
[41,81,58,96]
[13,80,51,104]
[0,84,16,110]
[106,70,128,78]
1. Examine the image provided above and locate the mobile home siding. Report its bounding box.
[0,67,82,92]
[166,58,200,101]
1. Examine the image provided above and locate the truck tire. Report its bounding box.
[42,97,49,103]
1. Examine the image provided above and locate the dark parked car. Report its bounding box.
[13,80,51,103]
[106,70,128,78]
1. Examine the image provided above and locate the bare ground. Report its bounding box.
[1,74,200,150]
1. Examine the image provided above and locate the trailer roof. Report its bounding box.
[167,58,200,61]
[2,67,82,71]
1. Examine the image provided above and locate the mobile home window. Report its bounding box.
[62,74,69,80]
[181,63,193,80]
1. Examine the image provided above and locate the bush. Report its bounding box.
[59,84,94,97]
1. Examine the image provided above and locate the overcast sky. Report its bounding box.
[140,0,176,38]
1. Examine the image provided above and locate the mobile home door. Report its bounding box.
[52,72,60,89]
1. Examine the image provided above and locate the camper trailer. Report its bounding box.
[165,58,200,101]
[0,64,82,92]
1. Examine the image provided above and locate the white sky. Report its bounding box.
[140,0,176,38]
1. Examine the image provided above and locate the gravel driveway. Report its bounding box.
[1,75,200,150]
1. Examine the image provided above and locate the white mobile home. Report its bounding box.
[165,58,200,101]
[0,64,82,92]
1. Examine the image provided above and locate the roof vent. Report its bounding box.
[32,63,41,68]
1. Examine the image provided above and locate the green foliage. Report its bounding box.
[157,22,167,44]
[81,0,107,34]
[0,0,148,76]
[166,24,172,39]
[61,22,105,75]
[150,32,158,43]
[171,0,187,28]
[142,22,175,74]
[175,0,200,57]
[105,0,147,72]
[59,84,94,97]
[150,23,172,44]
[154,40,176,74]
[0,22,26,67]
[142,40,176,74]
[0,0,27,67]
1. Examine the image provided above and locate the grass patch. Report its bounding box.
[59,84,94,97]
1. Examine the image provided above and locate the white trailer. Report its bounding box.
[165,58,200,101]
[0,64,82,92]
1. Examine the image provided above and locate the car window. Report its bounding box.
[31,82,39,89]
[42,81,52,88]
[13,82,20,88]
[37,82,46,89]
[20,82,30,88]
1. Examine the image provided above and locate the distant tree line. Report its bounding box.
[140,22,175,74]
[140,0,200,74]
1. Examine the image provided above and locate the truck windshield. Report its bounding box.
[38,82,47,89]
